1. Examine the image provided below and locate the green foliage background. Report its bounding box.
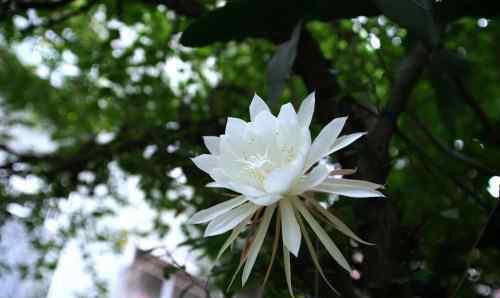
[0,1,499,297]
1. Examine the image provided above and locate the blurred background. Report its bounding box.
[0,1,499,298]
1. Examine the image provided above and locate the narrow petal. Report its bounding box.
[228,248,249,291]
[297,213,339,294]
[283,243,295,298]
[292,198,352,273]
[289,164,329,195]
[249,93,271,121]
[297,92,315,128]
[314,178,385,198]
[205,182,223,188]
[263,211,281,286]
[216,216,250,260]
[329,168,357,176]
[308,199,373,245]
[248,194,282,206]
[242,204,277,286]
[191,154,218,174]
[323,177,384,190]
[313,185,385,198]
[204,203,259,237]
[304,116,347,171]
[280,199,301,256]
[189,196,248,224]
[203,136,220,155]
[327,132,366,155]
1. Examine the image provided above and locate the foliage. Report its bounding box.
[0,1,499,297]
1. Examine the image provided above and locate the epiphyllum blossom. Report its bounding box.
[190,93,384,296]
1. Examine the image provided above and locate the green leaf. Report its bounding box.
[372,0,440,46]
[266,22,302,104]
[180,0,305,47]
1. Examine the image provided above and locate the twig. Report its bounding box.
[152,246,212,297]
[411,114,497,176]
[451,75,493,133]
[396,128,489,211]
[451,201,499,298]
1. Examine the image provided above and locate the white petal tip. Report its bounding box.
[187,217,199,224]
[203,230,217,237]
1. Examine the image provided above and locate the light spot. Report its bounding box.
[96,131,116,144]
[467,268,481,282]
[487,176,500,198]
[6,203,31,218]
[369,33,381,49]
[351,270,361,280]
[352,251,364,263]
[454,139,464,150]
[392,36,402,46]
[475,284,491,296]
[477,18,489,28]
[493,289,500,298]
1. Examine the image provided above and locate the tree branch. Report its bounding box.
[351,43,430,297]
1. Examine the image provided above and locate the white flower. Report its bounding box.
[190,93,384,296]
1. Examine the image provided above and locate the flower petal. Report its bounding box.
[289,164,329,195]
[280,199,301,256]
[191,154,218,174]
[264,155,305,194]
[248,194,282,206]
[189,196,248,224]
[210,168,266,197]
[263,212,281,286]
[225,117,248,137]
[304,116,347,171]
[292,198,352,273]
[313,178,385,198]
[203,136,220,155]
[242,204,277,285]
[249,93,271,121]
[323,177,384,190]
[204,202,259,237]
[297,92,315,128]
[297,212,339,294]
[283,242,295,298]
[277,103,298,127]
[308,199,373,245]
[252,110,277,133]
[205,182,223,188]
[216,216,250,261]
[314,185,385,198]
[327,132,366,155]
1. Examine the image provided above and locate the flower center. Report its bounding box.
[240,151,274,185]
